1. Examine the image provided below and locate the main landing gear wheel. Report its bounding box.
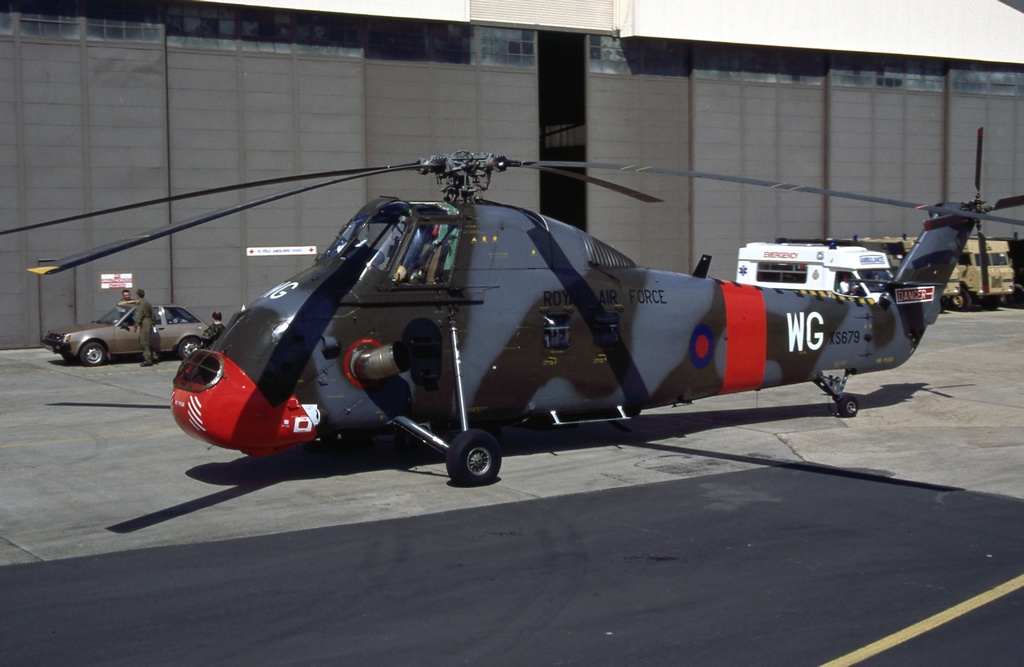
[836,395,859,419]
[446,429,502,486]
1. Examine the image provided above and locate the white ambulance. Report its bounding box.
[735,242,893,300]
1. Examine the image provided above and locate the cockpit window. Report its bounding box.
[392,223,461,285]
[325,201,412,265]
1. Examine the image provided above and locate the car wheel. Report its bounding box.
[78,341,109,367]
[178,336,201,360]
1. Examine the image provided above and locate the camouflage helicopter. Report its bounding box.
[17,147,1024,486]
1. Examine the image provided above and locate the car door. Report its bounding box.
[111,308,140,355]
[150,307,167,352]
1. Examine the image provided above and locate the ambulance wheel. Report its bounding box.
[837,395,859,419]
[446,429,502,486]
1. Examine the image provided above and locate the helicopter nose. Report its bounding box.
[171,350,316,456]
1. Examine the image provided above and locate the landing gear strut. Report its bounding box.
[388,312,503,486]
[813,371,859,418]
[390,418,502,486]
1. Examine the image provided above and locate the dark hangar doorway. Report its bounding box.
[538,31,587,231]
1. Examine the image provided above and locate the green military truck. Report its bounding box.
[800,235,1013,311]
[994,236,1024,308]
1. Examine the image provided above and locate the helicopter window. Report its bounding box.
[327,213,370,257]
[173,350,224,392]
[543,314,571,350]
[393,223,460,284]
[591,312,620,347]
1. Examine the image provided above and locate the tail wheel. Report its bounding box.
[837,395,859,419]
[446,429,502,486]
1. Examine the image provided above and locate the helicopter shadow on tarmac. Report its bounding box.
[106,381,938,535]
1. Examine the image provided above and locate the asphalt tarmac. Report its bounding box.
[1,308,1023,665]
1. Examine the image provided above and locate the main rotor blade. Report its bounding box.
[975,127,984,195]
[3,162,420,237]
[520,164,663,203]
[994,194,1024,211]
[29,166,411,276]
[526,160,1024,226]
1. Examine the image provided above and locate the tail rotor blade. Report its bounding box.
[975,127,984,195]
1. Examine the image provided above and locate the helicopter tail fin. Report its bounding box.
[888,215,973,325]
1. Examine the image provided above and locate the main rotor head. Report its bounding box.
[418,152,514,203]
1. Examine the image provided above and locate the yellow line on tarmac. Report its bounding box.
[0,429,176,449]
[821,571,1024,666]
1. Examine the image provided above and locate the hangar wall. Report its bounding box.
[3,3,1024,349]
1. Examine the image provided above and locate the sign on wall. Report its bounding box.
[246,246,317,256]
[100,273,133,289]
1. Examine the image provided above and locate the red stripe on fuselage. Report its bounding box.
[719,282,766,394]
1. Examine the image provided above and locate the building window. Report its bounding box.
[241,8,292,53]
[589,35,686,77]
[295,11,360,57]
[834,54,944,92]
[166,2,236,49]
[0,0,13,35]
[695,45,821,85]
[19,0,79,39]
[905,58,945,92]
[431,23,473,65]
[952,63,1024,97]
[85,0,161,43]
[480,27,535,68]
[367,18,429,62]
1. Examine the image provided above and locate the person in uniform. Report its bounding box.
[134,288,155,366]
[200,311,225,348]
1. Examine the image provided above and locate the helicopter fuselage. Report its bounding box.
[170,196,960,459]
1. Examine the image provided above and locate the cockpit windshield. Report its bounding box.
[324,201,411,267]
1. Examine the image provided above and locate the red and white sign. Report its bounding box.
[246,246,317,257]
[895,286,935,304]
[100,273,133,289]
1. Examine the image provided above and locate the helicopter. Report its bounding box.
[15,142,1024,486]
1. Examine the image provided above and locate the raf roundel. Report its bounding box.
[689,323,715,369]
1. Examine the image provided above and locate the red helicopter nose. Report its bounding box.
[171,351,316,457]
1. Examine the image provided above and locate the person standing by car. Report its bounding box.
[135,289,155,366]
[117,288,136,306]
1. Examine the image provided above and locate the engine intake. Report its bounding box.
[346,340,410,385]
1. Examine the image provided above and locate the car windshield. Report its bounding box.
[856,268,893,293]
[95,305,133,324]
